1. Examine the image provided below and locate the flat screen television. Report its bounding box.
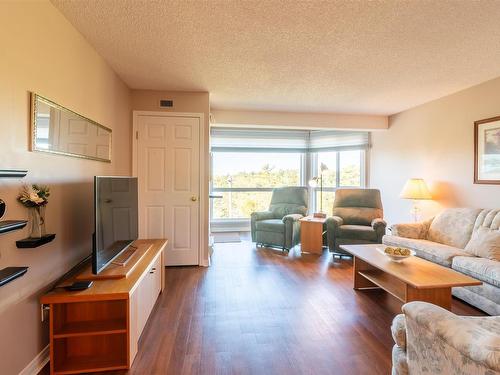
[93,176,138,274]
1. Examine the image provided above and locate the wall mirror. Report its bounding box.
[31,94,112,162]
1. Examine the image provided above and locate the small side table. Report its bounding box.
[299,215,327,254]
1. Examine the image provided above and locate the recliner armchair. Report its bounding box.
[326,188,386,257]
[251,186,308,251]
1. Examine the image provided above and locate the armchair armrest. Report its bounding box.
[371,218,387,241]
[282,213,303,223]
[390,220,431,239]
[325,216,343,252]
[251,211,275,221]
[402,302,500,372]
[371,218,387,230]
[251,211,275,242]
[391,314,406,349]
[326,215,343,230]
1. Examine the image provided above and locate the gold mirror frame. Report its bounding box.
[31,93,112,162]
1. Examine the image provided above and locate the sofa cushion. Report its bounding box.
[453,285,500,316]
[427,208,482,248]
[255,219,284,233]
[452,256,500,288]
[383,235,472,267]
[338,224,378,241]
[464,209,500,260]
[465,226,500,261]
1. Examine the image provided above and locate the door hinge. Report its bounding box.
[136,131,139,140]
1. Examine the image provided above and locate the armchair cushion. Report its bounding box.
[268,186,308,217]
[255,219,284,233]
[337,225,378,241]
[332,189,383,226]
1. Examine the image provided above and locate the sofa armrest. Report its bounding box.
[390,221,429,239]
[402,302,500,372]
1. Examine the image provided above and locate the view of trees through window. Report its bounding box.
[211,150,363,219]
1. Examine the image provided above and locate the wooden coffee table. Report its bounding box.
[340,244,482,310]
[299,215,327,254]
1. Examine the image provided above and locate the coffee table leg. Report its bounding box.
[353,257,378,289]
[406,286,452,310]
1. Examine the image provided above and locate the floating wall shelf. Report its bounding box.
[0,220,28,235]
[16,234,56,248]
[0,169,28,178]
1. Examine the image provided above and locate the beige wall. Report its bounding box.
[0,1,131,374]
[371,76,500,225]
[131,90,210,265]
[212,109,388,130]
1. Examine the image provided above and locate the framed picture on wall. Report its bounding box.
[474,116,500,184]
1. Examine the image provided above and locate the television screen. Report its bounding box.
[93,176,138,274]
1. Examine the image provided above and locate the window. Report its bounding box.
[312,149,365,216]
[211,152,302,219]
[210,127,368,227]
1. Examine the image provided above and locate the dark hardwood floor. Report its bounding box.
[123,239,483,375]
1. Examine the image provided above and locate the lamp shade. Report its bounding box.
[400,178,432,200]
[308,177,319,188]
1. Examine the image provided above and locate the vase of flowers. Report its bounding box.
[18,184,50,239]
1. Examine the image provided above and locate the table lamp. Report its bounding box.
[400,178,432,222]
[309,163,328,218]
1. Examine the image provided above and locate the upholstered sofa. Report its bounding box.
[391,301,500,375]
[326,188,386,257]
[251,186,308,251]
[383,208,499,315]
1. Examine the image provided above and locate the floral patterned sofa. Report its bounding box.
[383,208,499,316]
[391,302,500,375]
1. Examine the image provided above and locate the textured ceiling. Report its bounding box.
[51,0,500,115]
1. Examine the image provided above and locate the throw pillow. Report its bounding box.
[464,227,500,261]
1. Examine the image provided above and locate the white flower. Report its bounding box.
[29,192,44,204]
[27,186,44,204]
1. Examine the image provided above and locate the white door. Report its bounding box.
[136,115,200,266]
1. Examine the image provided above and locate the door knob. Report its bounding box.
[191,196,198,202]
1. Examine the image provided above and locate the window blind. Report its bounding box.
[308,130,370,152]
[211,127,370,153]
[210,127,309,153]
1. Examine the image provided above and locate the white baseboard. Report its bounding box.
[19,345,49,375]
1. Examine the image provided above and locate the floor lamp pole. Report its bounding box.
[320,173,323,213]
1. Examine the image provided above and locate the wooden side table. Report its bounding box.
[299,215,327,254]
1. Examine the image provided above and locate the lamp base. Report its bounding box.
[313,212,327,219]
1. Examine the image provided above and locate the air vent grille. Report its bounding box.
[159,100,173,108]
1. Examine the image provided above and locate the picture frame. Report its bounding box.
[474,115,500,184]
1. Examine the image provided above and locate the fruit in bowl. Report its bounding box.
[377,246,415,262]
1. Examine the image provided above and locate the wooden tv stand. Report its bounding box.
[41,239,167,375]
